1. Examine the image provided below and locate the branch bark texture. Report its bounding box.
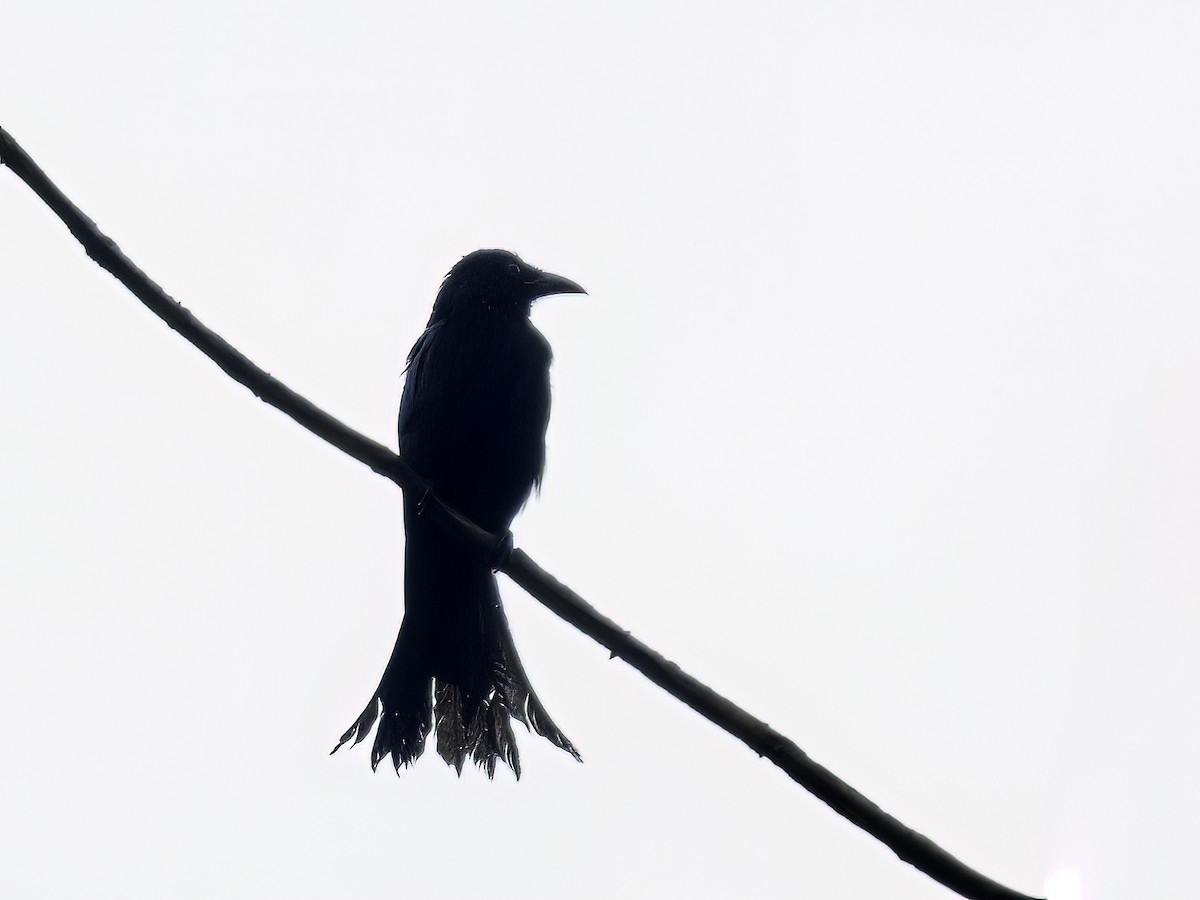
[0,126,1043,900]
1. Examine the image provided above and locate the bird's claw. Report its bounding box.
[490,531,515,572]
[416,485,433,516]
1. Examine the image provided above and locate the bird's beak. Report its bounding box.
[530,270,586,299]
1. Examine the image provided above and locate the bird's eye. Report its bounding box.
[507,263,522,279]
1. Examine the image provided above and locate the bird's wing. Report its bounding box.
[397,322,443,443]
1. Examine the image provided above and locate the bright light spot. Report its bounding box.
[1045,868,1083,900]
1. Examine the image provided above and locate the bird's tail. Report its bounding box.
[330,618,433,772]
[332,572,580,778]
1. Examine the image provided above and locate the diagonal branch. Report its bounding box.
[0,125,1043,900]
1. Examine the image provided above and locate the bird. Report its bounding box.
[332,249,586,778]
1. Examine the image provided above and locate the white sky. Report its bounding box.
[3,3,1198,898]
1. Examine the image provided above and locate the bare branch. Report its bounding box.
[0,125,1043,900]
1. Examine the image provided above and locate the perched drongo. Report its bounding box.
[333,249,585,777]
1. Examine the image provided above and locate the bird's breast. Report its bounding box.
[398,317,552,529]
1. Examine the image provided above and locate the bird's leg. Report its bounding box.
[489,530,515,572]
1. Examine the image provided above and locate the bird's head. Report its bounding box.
[432,249,586,320]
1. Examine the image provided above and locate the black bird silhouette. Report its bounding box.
[333,249,585,777]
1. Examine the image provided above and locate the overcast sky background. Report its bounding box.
[2,3,1198,899]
